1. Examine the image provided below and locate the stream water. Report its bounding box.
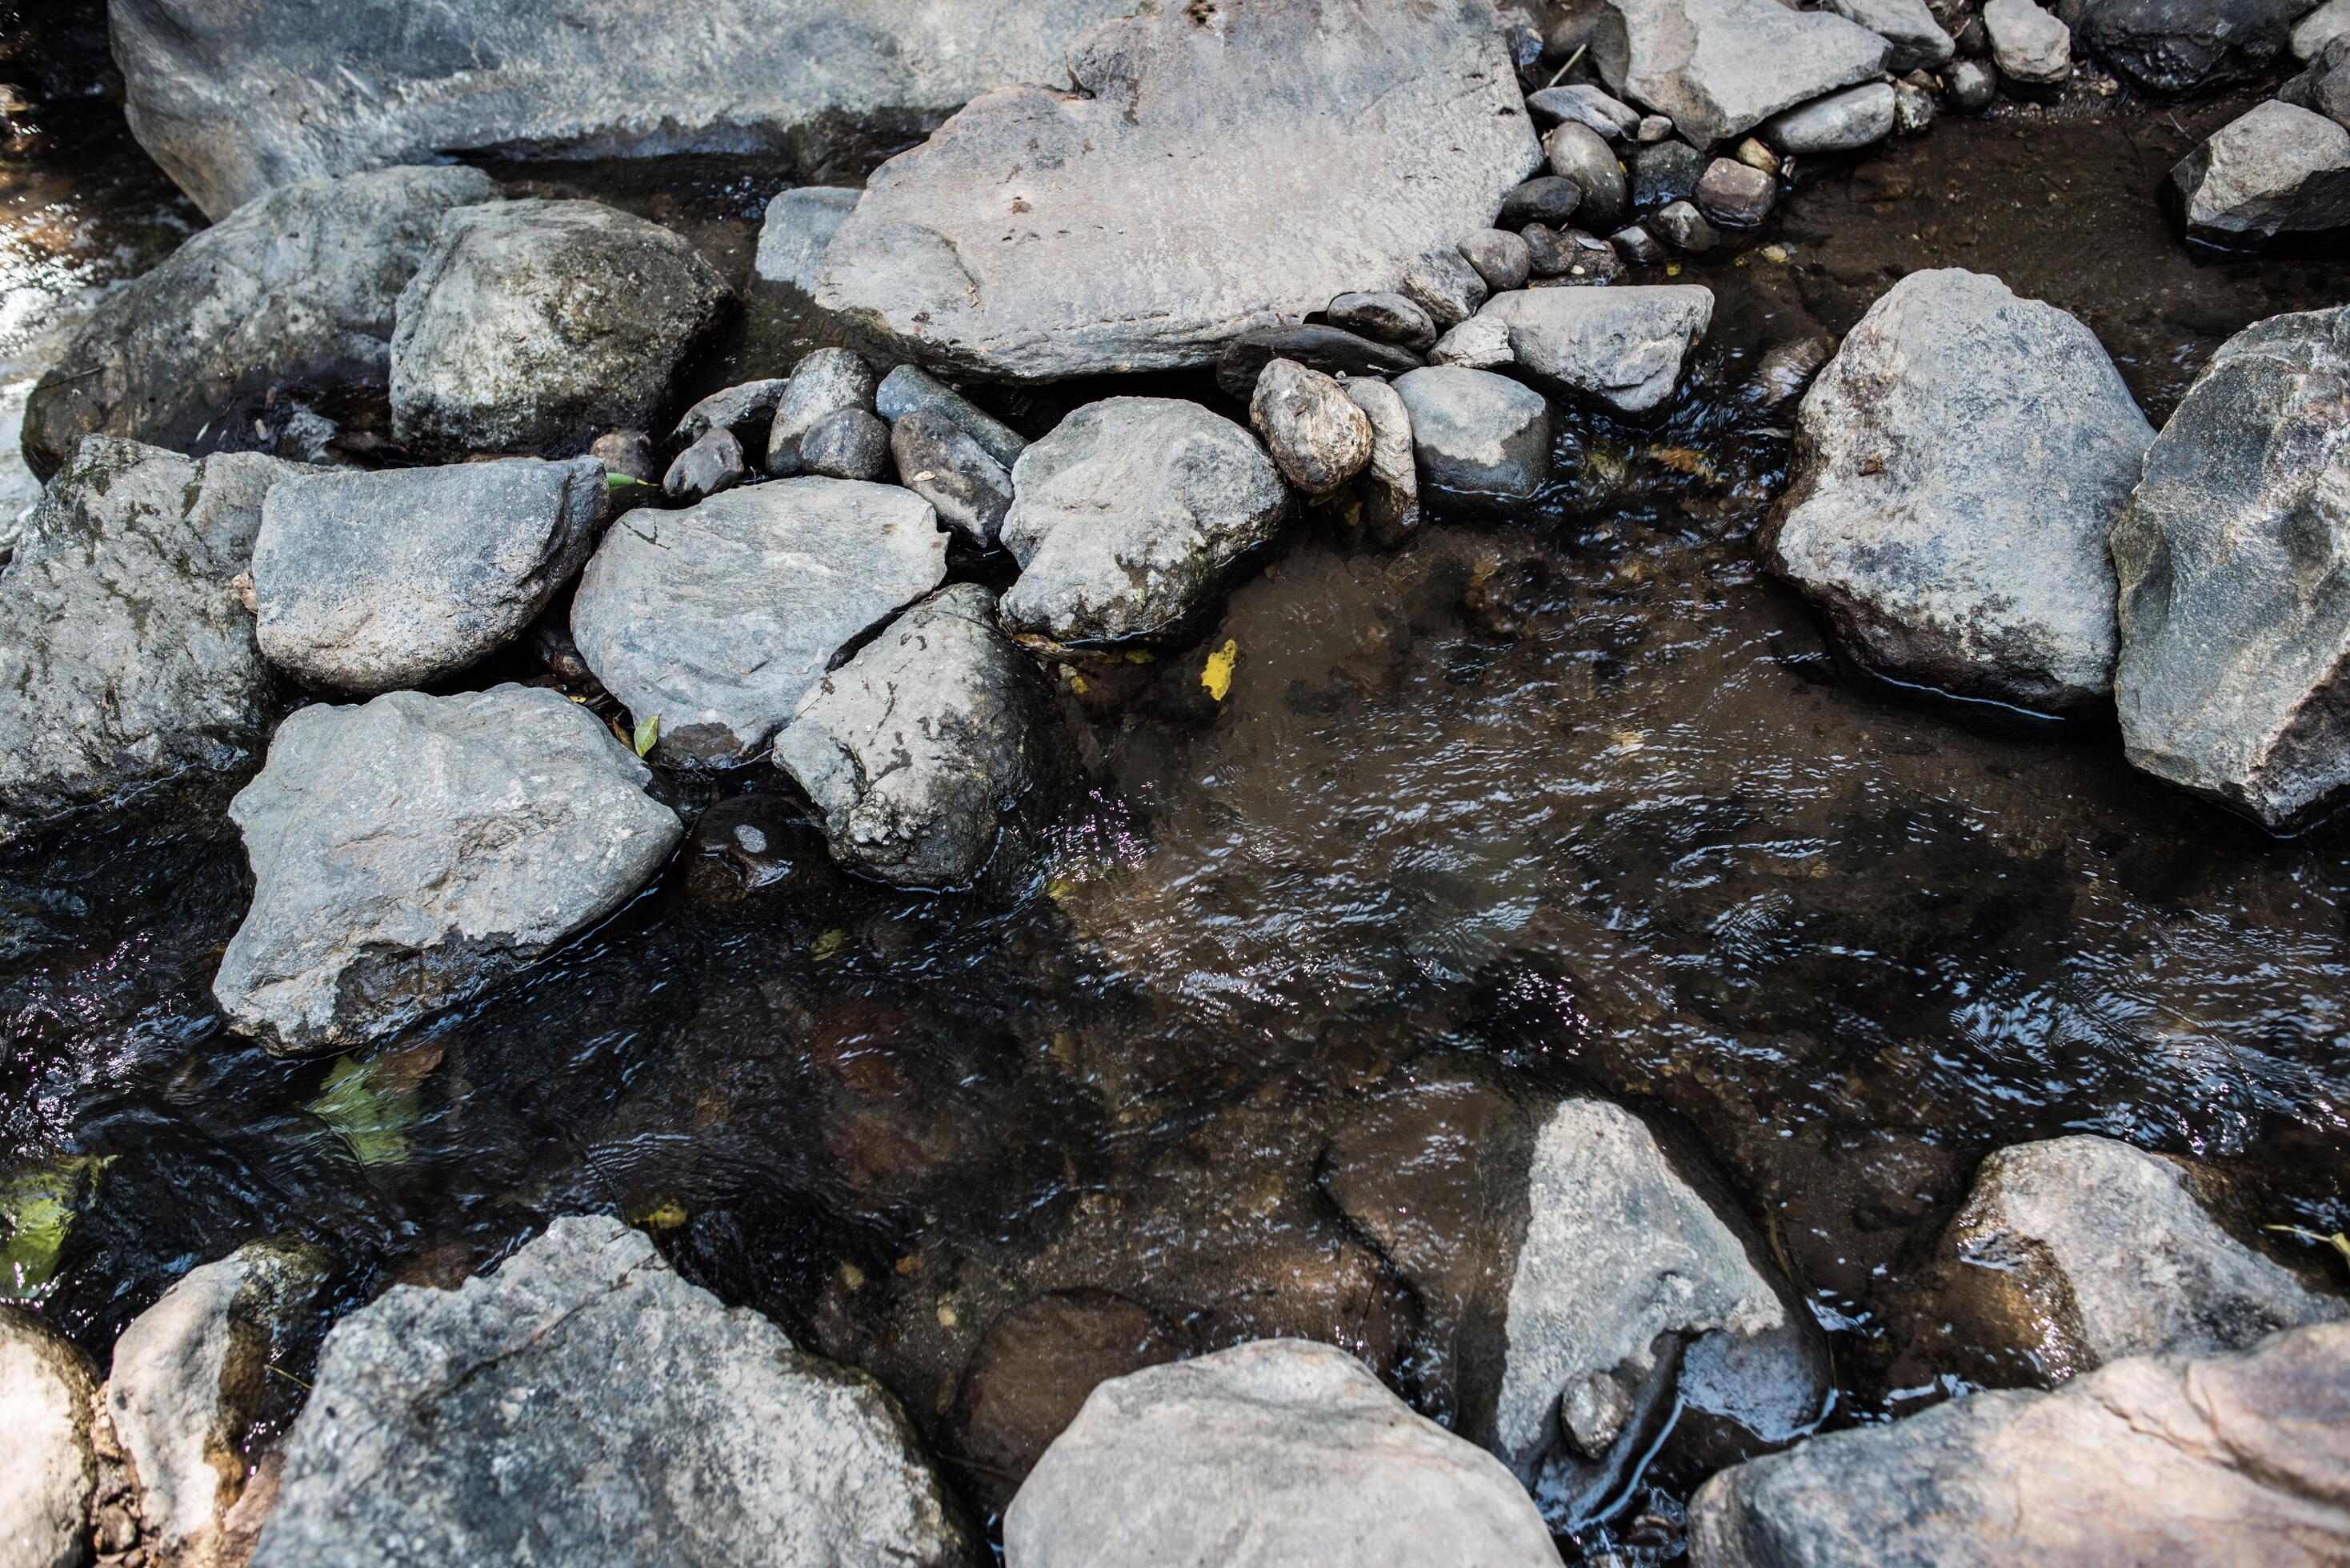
[2,22,2348,1560]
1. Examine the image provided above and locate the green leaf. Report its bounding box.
[631,713,659,758]
[606,473,648,491]
[307,1054,418,1170]
[2264,1223,2350,1270]
[0,1157,109,1302]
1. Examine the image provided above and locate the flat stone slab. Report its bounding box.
[1592,0,1889,148]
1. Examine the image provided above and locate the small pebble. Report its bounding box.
[1456,228,1532,293]
[1326,291,1439,351]
[1609,224,1665,266]
[1497,175,1583,230]
[1636,114,1675,142]
[797,406,891,481]
[1521,222,1575,276]
[663,426,747,502]
[590,429,658,484]
[1631,140,1708,210]
[1652,199,1720,252]
[1894,80,1936,132]
[890,408,1014,548]
[768,347,876,477]
[1735,137,1778,174]
[1543,120,1628,231]
[1694,158,1776,226]
[1948,58,1998,111]
[1531,234,1623,286]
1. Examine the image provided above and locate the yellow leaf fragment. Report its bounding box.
[1201,639,1240,702]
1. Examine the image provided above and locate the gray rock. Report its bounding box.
[2297,0,2350,58]
[769,347,878,476]
[875,365,1029,470]
[1477,285,1713,413]
[0,1303,98,1568]
[2074,0,2311,94]
[1431,315,1517,370]
[1326,292,1439,352]
[1250,359,1374,496]
[390,200,732,459]
[1215,326,1426,401]
[1948,57,2000,109]
[777,584,1064,888]
[664,426,748,502]
[1002,1340,1562,1568]
[1593,0,1891,146]
[1893,79,1937,133]
[1654,199,1723,250]
[108,1238,330,1563]
[1984,0,2072,82]
[571,478,947,762]
[752,186,860,293]
[1631,138,1711,209]
[1687,1323,2350,1568]
[22,165,499,480]
[2278,38,2350,130]
[2166,102,2350,246]
[1767,268,2152,712]
[1820,0,1956,69]
[1399,250,1495,331]
[0,438,307,846]
[2111,306,2350,828]
[815,0,1539,379]
[1695,157,1777,224]
[252,456,607,694]
[1498,177,1586,230]
[1527,83,1644,141]
[1534,232,1627,286]
[591,429,658,483]
[999,398,1288,645]
[799,406,891,482]
[1637,112,1675,141]
[1761,83,1898,153]
[675,378,789,453]
[1346,379,1421,548]
[1520,222,1577,277]
[1543,121,1631,232]
[213,686,682,1054]
[1391,366,1553,502]
[1458,229,1533,294]
[250,1215,977,1568]
[891,410,1014,549]
[1611,223,1667,265]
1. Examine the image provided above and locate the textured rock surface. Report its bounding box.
[1984,0,2072,82]
[2112,306,2350,828]
[1327,292,1439,351]
[1543,122,1629,233]
[675,378,788,453]
[1695,158,1777,225]
[2167,102,2350,246]
[768,348,877,476]
[253,456,607,694]
[1761,83,1896,154]
[799,407,891,482]
[664,427,747,502]
[22,165,499,479]
[1820,0,1955,70]
[999,398,1287,644]
[1347,378,1422,548]
[1249,359,1373,496]
[0,1304,98,1568]
[0,438,307,846]
[1391,366,1552,501]
[1766,268,2153,712]
[2074,0,2312,94]
[1687,1323,2350,1567]
[891,410,1014,549]
[250,1215,977,1568]
[1593,0,1890,146]
[390,199,731,458]
[817,0,1540,378]
[752,186,860,293]
[875,365,1027,470]
[1431,314,1517,370]
[2303,0,2350,58]
[1214,326,1424,401]
[1478,285,1712,412]
[2278,38,2350,130]
[1003,1340,1562,1568]
[213,686,682,1054]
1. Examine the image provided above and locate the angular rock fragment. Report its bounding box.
[1820,0,1956,70]
[664,426,747,502]
[1695,158,1777,225]
[2167,101,2350,246]
[1431,315,1516,370]
[675,377,788,453]
[1983,0,2072,82]
[1592,0,1890,146]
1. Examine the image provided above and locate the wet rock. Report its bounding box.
[752,186,860,292]
[770,348,879,477]
[778,584,1064,888]
[1003,1340,1561,1568]
[1611,223,1666,265]
[1695,158,1777,225]
[1538,232,1627,286]
[799,407,892,482]
[1544,121,1630,233]
[2073,0,2309,94]
[1391,366,1553,502]
[1326,292,1439,352]
[0,438,306,846]
[390,199,732,459]
[1761,83,1897,154]
[1631,138,1710,209]
[1249,360,1374,496]
[1346,379,1421,549]
[999,398,1287,644]
[1432,315,1518,370]
[891,410,1014,549]
[1768,269,2152,712]
[572,478,947,763]
[875,365,1029,471]
[1528,83,1643,141]
[1213,326,1424,402]
[0,1303,98,1568]
[1744,334,1836,407]
[1893,79,1937,133]
[1592,0,1891,146]
[2299,0,2350,58]
[1687,1322,2350,1567]
[2166,101,2350,246]
[1477,285,1713,413]
[675,377,789,454]
[1948,56,2000,109]
[1983,0,2072,83]
[590,429,658,483]
[1498,176,1585,230]
[213,686,682,1054]
[2279,38,2350,130]
[1820,0,1956,69]
[250,1215,977,1568]
[815,0,1539,379]
[664,426,747,502]
[252,456,607,694]
[1520,222,1575,277]
[1458,229,1533,294]
[1399,250,1494,331]
[1654,198,1723,250]
[2111,306,2350,828]
[22,166,498,480]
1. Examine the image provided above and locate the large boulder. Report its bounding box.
[1687,1322,2350,1566]
[1002,1339,1562,1568]
[570,478,947,763]
[1477,285,1712,413]
[999,398,1288,645]
[390,199,732,459]
[0,1304,98,1568]
[1591,0,1890,148]
[212,685,683,1055]
[2072,0,2314,94]
[250,1215,977,1568]
[2166,101,2350,248]
[815,0,1541,379]
[1764,269,2153,713]
[253,456,607,694]
[22,165,500,479]
[0,438,309,846]
[2112,306,2350,829]
[776,584,1067,888]
[110,0,1134,221]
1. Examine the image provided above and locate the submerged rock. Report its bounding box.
[891,410,1015,549]
[1391,366,1553,501]
[212,686,682,1055]
[816,0,1539,378]
[1249,359,1374,496]
[250,1215,977,1568]
[2166,101,2350,247]
[1983,0,2072,82]
[1477,285,1713,413]
[1592,0,1890,146]
[0,1303,98,1568]
[1766,268,2152,712]
[1347,378,1422,548]
[752,186,860,293]
[2073,0,2311,94]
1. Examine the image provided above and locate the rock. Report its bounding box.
[999,398,1287,644]
[2074,0,2310,94]
[1528,83,1643,141]
[1002,1339,1562,1568]
[1746,334,1837,406]
[107,1238,330,1564]
[1431,315,1517,370]
[1458,229,1533,294]
[1820,0,1956,69]
[1611,223,1666,265]
[2279,38,2350,130]
[665,426,748,502]
[1477,285,1713,413]
[1695,157,1777,225]
[2298,0,2350,58]
[1248,360,1374,496]
[1399,251,1495,331]
[1325,292,1439,352]
[1345,379,1421,548]
[2111,306,2350,828]
[875,365,1029,471]
[1213,326,1425,402]
[752,186,860,293]
[1543,121,1630,232]
[1687,1322,2350,1567]
[0,1304,98,1568]
[1592,0,1891,146]
[213,686,682,1054]
[1520,223,1575,277]
[1654,199,1723,249]
[591,429,658,483]
[799,407,891,482]
[252,456,607,694]
[250,1215,977,1568]
[1983,0,2072,82]
[1631,138,1710,209]
[22,165,499,480]
[1735,135,1780,172]
[776,584,1063,887]
[1948,57,2000,109]
[1766,268,2152,712]
[675,378,789,454]
[1537,233,1627,286]
[1498,177,1585,230]
[390,200,732,459]
[1637,113,1675,141]
[815,0,1540,379]
[1760,83,1897,154]
[1391,366,1553,501]
[2166,102,2350,246]
[1894,79,1937,132]
[771,349,879,476]
[0,438,306,845]
[891,410,1014,549]
[572,478,947,762]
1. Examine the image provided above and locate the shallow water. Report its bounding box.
[3,40,2349,1560]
